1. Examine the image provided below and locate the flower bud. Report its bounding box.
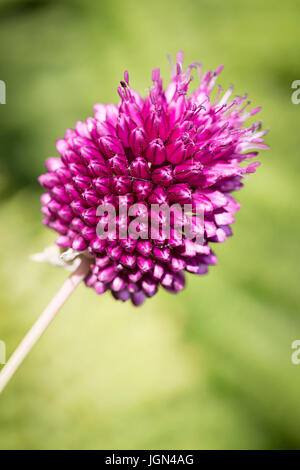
[72,235,88,251]
[148,186,168,205]
[120,101,143,127]
[73,137,97,151]
[41,206,51,217]
[56,236,71,248]
[111,276,126,292]
[129,127,146,156]
[92,176,112,195]
[81,188,100,206]
[152,165,173,187]
[120,237,137,253]
[89,238,106,253]
[145,139,166,165]
[45,157,63,172]
[116,113,136,146]
[130,157,151,180]
[168,121,193,142]
[174,160,203,182]
[80,145,102,163]
[168,95,187,127]
[132,291,146,306]
[47,198,62,214]
[49,219,68,234]
[81,226,96,241]
[95,255,111,268]
[73,175,91,192]
[178,239,197,257]
[153,263,164,280]
[38,173,59,190]
[128,268,143,283]
[61,149,83,166]
[56,138,68,156]
[81,207,98,226]
[56,167,72,184]
[167,183,191,203]
[192,193,213,214]
[40,193,51,205]
[136,240,152,257]
[67,229,77,239]
[113,176,132,195]
[168,227,183,248]
[137,255,153,272]
[98,264,117,283]
[161,272,173,287]
[86,117,99,140]
[132,180,153,200]
[65,183,80,200]
[116,288,131,302]
[94,281,108,295]
[211,228,227,243]
[69,217,85,232]
[98,135,124,158]
[64,129,77,146]
[173,272,186,291]
[69,163,89,176]
[214,211,235,226]
[88,160,111,177]
[144,112,168,140]
[120,253,137,268]
[166,139,186,164]
[51,185,70,204]
[170,256,185,272]
[107,244,123,261]
[141,277,158,297]
[109,154,130,176]
[85,273,98,287]
[96,119,116,137]
[153,246,170,262]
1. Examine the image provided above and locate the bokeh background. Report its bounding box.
[0,0,300,450]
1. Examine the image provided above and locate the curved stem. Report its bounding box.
[0,258,90,393]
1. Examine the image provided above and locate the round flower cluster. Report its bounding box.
[39,52,267,306]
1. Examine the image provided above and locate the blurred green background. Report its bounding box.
[0,0,300,450]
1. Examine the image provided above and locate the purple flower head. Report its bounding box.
[38,52,268,306]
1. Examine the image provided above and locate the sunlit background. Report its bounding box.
[0,0,300,450]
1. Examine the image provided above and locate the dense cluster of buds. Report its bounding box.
[38,52,267,306]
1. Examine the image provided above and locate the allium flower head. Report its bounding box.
[38,52,268,306]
